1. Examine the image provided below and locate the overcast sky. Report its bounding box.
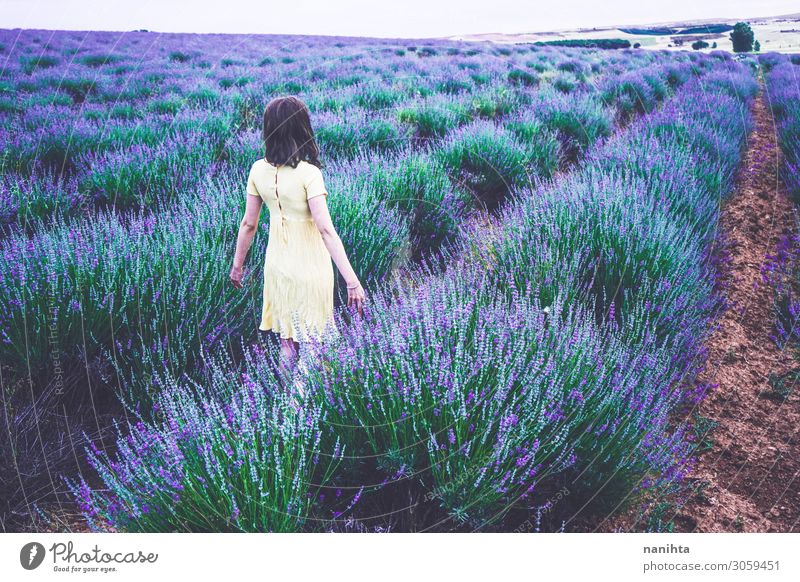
[1,0,798,38]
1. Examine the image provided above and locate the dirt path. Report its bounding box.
[667,81,800,532]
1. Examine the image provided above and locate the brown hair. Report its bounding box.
[262,96,321,168]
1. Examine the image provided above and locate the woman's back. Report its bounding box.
[247,158,327,221]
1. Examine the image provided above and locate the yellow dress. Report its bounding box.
[246,158,336,342]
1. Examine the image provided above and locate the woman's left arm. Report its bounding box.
[230,194,263,288]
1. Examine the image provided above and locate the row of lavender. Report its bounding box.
[0,29,709,228]
[67,55,757,531]
[762,54,800,200]
[761,54,800,349]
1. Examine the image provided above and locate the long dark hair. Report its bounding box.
[262,96,321,168]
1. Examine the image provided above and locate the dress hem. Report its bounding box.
[259,323,337,343]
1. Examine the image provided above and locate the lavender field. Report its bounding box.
[0,28,786,532]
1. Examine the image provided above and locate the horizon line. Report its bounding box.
[2,10,798,42]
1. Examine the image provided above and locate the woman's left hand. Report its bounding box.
[230,265,244,289]
[347,282,366,316]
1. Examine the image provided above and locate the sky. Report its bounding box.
[1,0,798,38]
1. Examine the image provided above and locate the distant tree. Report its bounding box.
[730,22,755,52]
[712,41,717,48]
[754,40,761,52]
[692,40,709,50]
[633,42,641,48]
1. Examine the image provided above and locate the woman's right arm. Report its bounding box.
[230,194,263,288]
[308,195,365,313]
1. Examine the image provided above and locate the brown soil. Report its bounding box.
[673,83,800,533]
[599,82,800,533]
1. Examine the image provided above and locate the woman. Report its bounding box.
[229,96,365,380]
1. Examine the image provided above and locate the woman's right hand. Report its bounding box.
[347,281,365,316]
[230,264,244,289]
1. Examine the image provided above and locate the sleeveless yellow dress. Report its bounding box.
[246,158,336,342]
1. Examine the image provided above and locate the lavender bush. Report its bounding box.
[486,67,755,355]
[66,343,344,532]
[763,57,800,200]
[305,270,695,527]
[762,55,800,346]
